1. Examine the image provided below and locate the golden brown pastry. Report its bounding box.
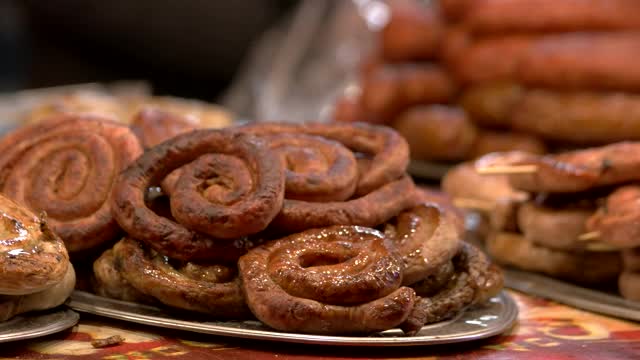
[0,193,75,321]
[130,108,198,148]
[127,96,232,129]
[1,265,75,322]
[24,91,129,124]
[0,194,70,295]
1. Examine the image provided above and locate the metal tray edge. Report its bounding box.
[68,291,517,347]
[0,308,80,343]
[505,269,640,322]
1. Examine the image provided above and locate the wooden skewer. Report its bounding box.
[476,165,538,175]
[585,241,618,252]
[578,231,601,241]
[452,197,495,212]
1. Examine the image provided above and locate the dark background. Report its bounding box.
[0,0,297,100]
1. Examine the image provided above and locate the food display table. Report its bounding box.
[3,291,638,359]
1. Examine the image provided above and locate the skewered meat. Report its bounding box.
[486,231,621,285]
[469,130,547,159]
[587,185,640,248]
[502,143,640,193]
[518,203,593,250]
[443,155,530,231]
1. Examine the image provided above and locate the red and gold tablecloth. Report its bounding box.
[3,290,639,359]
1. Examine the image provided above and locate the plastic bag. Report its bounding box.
[222,0,392,123]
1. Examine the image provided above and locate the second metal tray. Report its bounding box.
[68,290,517,347]
[0,308,79,343]
[505,269,640,322]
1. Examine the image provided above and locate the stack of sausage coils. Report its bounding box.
[444,0,640,147]
[443,144,640,302]
[334,0,640,163]
[0,111,503,335]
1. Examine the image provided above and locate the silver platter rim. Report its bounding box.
[67,290,517,347]
[505,268,640,322]
[0,307,80,343]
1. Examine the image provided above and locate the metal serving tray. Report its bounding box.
[68,290,517,347]
[505,268,640,322]
[0,308,79,343]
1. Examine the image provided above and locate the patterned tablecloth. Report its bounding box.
[3,290,639,360]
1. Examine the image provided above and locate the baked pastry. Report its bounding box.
[0,193,75,321]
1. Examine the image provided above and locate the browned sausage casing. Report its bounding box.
[381,0,444,61]
[519,33,640,92]
[511,90,640,144]
[0,115,143,253]
[112,238,250,318]
[392,105,477,161]
[239,226,414,335]
[463,0,640,34]
[587,185,640,249]
[111,129,285,261]
[502,143,640,193]
[360,63,457,121]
